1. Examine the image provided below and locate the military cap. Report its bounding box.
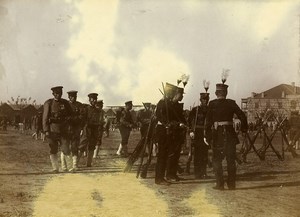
[67,90,78,96]
[216,83,228,91]
[125,101,132,105]
[88,93,98,99]
[164,82,177,97]
[97,100,104,104]
[51,86,63,92]
[200,92,210,99]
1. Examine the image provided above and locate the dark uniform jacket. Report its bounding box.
[69,101,84,126]
[85,106,101,127]
[43,98,73,134]
[156,99,185,128]
[188,105,207,138]
[119,109,134,129]
[205,98,248,146]
[137,109,152,128]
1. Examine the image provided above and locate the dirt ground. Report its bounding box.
[1,128,300,217]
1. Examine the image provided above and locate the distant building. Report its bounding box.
[0,103,38,123]
[241,82,300,123]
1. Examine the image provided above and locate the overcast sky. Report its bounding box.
[0,0,299,108]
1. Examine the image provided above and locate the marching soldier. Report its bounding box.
[43,86,73,173]
[66,90,84,171]
[188,89,210,179]
[205,80,248,190]
[82,93,102,167]
[93,100,105,158]
[116,101,134,157]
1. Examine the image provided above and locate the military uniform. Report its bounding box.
[155,83,186,185]
[205,83,248,190]
[83,93,102,167]
[67,90,84,171]
[116,101,134,157]
[93,100,105,158]
[166,100,186,181]
[188,92,209,179]
[43,86,73,172]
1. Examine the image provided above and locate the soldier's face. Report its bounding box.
[126,104,133,110]
[69,95,77,103]
[52,91,62,100]
[200,98,209,106]
[173,92,183,102]
[89,97,97,106]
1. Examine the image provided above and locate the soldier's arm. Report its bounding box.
[42,100,50,134]
[232,101,248,132]
[204,103,213,141]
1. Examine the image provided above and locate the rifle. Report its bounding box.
[136,115,156,178]
[123,106,155,174]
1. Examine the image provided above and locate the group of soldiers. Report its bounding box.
[43,87,107,172]
[152,79,248,190]
[42,78,248,190]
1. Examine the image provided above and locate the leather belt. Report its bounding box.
[214,121,233,130]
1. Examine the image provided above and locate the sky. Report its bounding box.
[0,0,299,108]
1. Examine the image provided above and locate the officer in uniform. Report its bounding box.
[116,101,134,157]
[205,82,248,190]
[188,91,210,179]
[66,90,84,171]
[93,100,105,158]
[81,93,102,167]
[43,86,73,172]
[155,83,186,185]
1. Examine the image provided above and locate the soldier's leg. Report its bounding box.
[70,136,79,171]
[193,139,201,178]
[212,149,224,190]
[199,143,209,177]
[165,135,177,179]
[117,127,125,155]
[226,144,237,190]
[48,133,59,173]
[93,131,103,158]
[155,126,169,184]
[60,136,72,171]
[87,129,97,167]
[120,128,131,157]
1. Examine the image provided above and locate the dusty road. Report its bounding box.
[1,128,300,217]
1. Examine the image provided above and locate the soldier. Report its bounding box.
[188,90,210,179]
[165,86,187,182]
[82,93,102,167]
[93,100,105,158]
[66,90,84,171]
[43,86,73,173]
[155,83,186,185]
[204,81,248,190]
[116,101,134,157]
[136,102,152,139]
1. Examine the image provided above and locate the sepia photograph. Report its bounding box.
[0,0,300,216]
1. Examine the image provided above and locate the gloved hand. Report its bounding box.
[204,137,209,146]
[189,132,195,139]
[45,131,50,139]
